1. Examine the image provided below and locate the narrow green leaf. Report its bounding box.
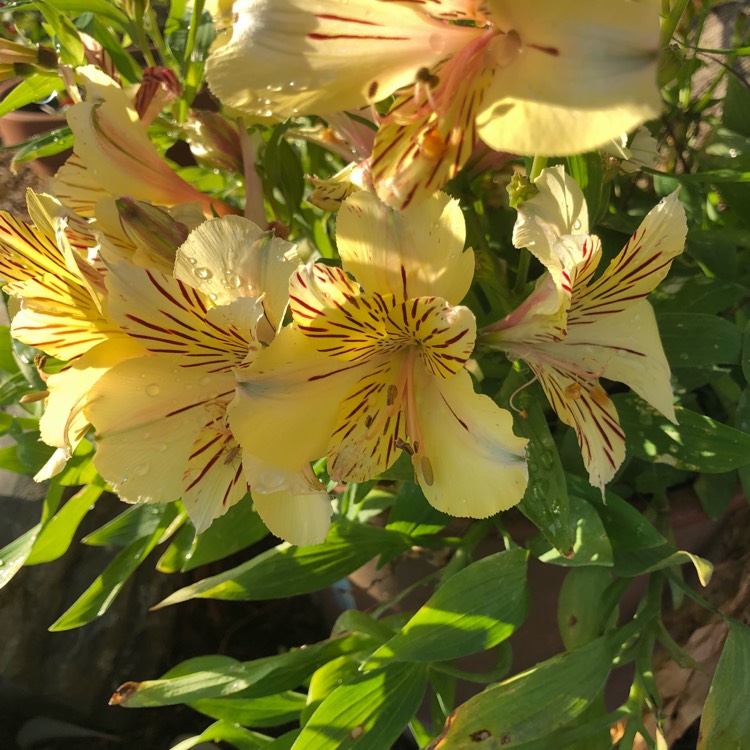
[112,634,373,707]
[373,549,529,663]
[429,633,618,749]
[83,502,174,547]
[181,496,268,571]
[50,504,179,630]
[698,620,750,750]
[154,521,410,606]
[170,721,272,750]
[569,477,712,584]
[0,73,64,118]
[10,0,130,27]
[9,127,74,163]
[0,524,40,590]
[614,394,750,473]
[190,692,307,728]
[742,321,750,385]
[293,663,428,750]
[557,568,613,651]
[26,482,104,564]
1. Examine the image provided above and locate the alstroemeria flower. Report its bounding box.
[483,168,687,489]
[85,216,332,543]
[51,66,236,220]
[0,191,143,480]
[229,191,528,518]
[206,0,660,208]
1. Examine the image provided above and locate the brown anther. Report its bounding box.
[386,384,398,406]
[590,383,609,407]
[564,382,582,400]
[394,438,414,456]
[19,390,49,404]
[415,66,440,88]
[367,80,379,99]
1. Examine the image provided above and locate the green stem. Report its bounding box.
[513,249,531,297]
[528,154,548,182]
[183,0,206,78]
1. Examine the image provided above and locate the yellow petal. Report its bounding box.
[229,325,363,469]
[87,355,239,508]
[243,456,332,546]
[175,215,299,331]
[337,191,474,304]
[205,0,474,119]
[564,301,676,423]
[104,260,256,370]
[411,368,528,516]
[478,0,661,155]
[569,191,687,318]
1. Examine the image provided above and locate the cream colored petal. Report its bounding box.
[569,191,687,318]
[182,429,248,533]
[243,455,332,546]
[34,449,70,483]
[205,0,476,119]
[228,325,363,470]
[564,301,676,422]
[175,215,299,331]
[479,0,660,155]
[87,356,236,505]
[337,191,474,304]
[39,337,144,457]
[411,368,528,517]
[532,362,625,491]
[104,260,255,369]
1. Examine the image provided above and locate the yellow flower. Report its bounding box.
[483,167,687,490]
[206,0,660,208]
[0,190,142,480]
[229,191,528,518]
[85,216,332,543]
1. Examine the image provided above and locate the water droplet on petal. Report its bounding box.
[135,463,149,476]
[573,220,582,231]
[145,384,160,396]
[194,267,212,279]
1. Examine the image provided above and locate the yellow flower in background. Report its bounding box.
[0,191,142,480]
[51,66,237,220]
[85,216,332,543]
[206,0,660,208]
[483,167,687,490]
[229,191,528,518]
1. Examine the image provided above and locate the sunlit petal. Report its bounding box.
[478,0,661,155]
[244,456,332,546]
[175,215,299,331]
[206,0,474,118]
[337,191,474,304]
[412,368,528,516]
[229,325,363,470]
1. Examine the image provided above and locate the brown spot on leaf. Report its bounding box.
[109,681,140,706]
[470,729,491,742]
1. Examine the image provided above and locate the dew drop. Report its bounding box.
[194,266,212,280]
[573,220,582,231]
[145,384,160,396]
[156,443,168,452]
[135,463,149,476]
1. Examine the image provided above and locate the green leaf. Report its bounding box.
[528,494,613,568]
[723,74,750,138]
[431,632,619,749]
[191,692,307,729]
[293,662,428,750]
[83,502,175,547]
[565,153,604,222]
[742,321,750,385]
[50,504,179,630]
[112,634,374,707]
[26,481,104,564]
[0,73,64,118]
[373,549,529,663]
[9,0,130,28]
[693,472,738,520]
[181,496,268,571]
[499,375,573,554]
[170,721,273,750]
[6,127,74,163]
[154,521,411,606]
[386,482,450,538]
[614,394,750,473]
[650,275,742,316]
[698,620,750,750]
[657,313,741,367]
[0,524,40,590]
[569,476,712,584]
[34,0,86,65]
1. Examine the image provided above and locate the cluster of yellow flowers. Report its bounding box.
[0,0,687,546]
